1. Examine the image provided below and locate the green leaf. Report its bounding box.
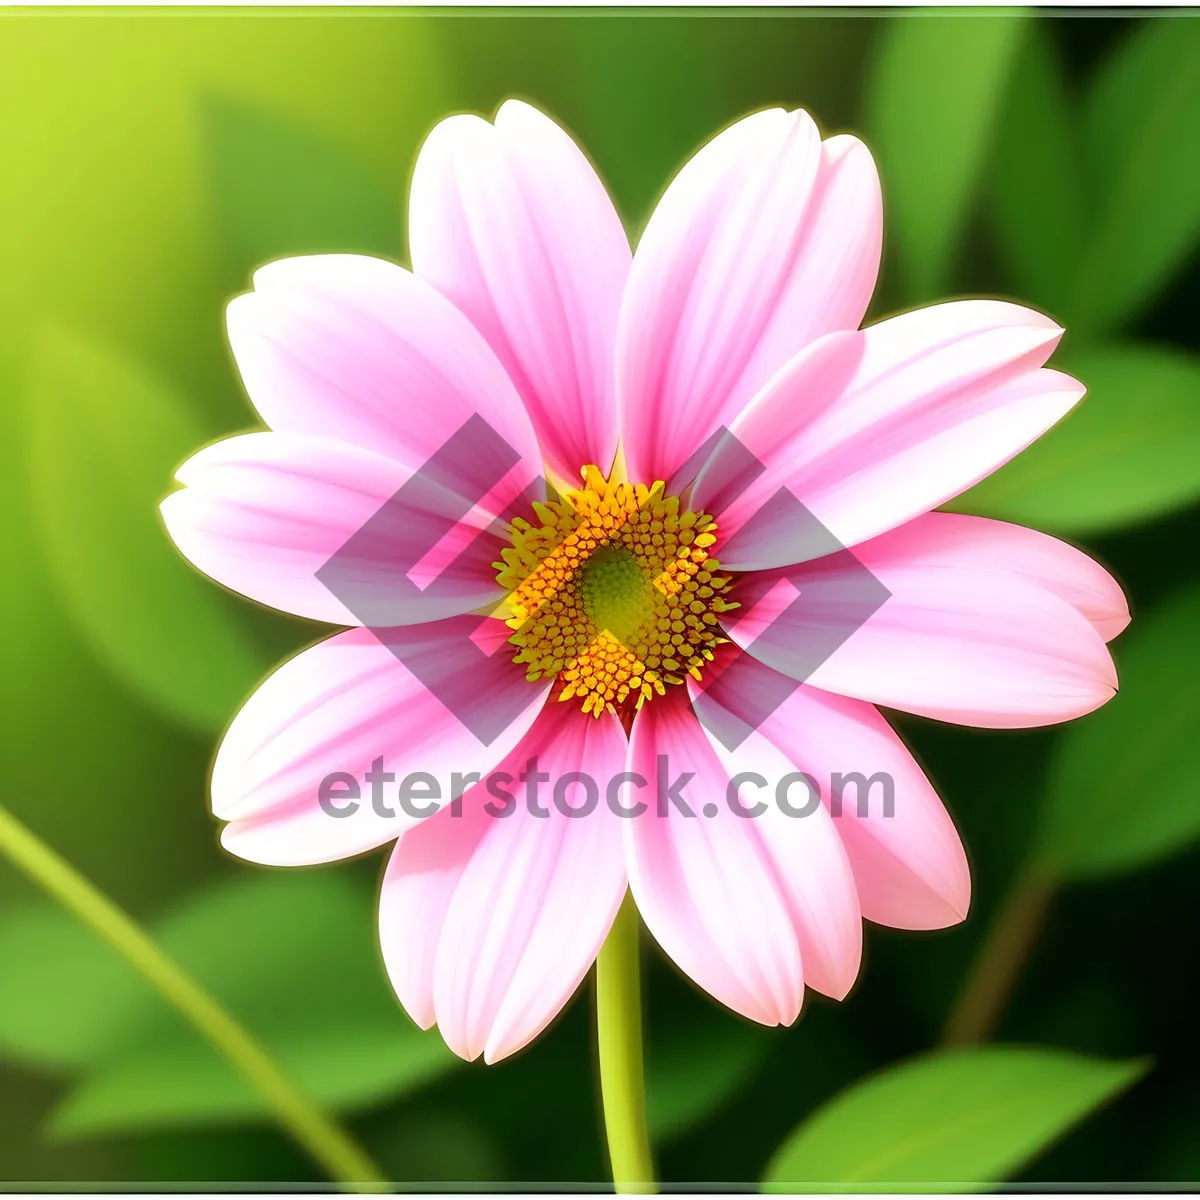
[203,93,399,270]
[1069,18,1200,337]
[23,325,268,734]
[646,1012,772,1143]
[1036,584,1200,880]
[953,343,1200,535]
[0,907,143,1070]
[45,872,458,1137]
[989,22,1087,318]
[865,9,1027,303]
[2,400,219,911]
[762,1046,1146,1191]
[52,1023,452,1138]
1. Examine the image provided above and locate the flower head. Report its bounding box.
[497,470,736,713]
[162,100,1127,1064]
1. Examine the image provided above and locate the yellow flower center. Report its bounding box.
[494,466,739,717]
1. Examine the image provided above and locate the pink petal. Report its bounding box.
[378,784,491,1034]
[700,654,969,930]
[702,301,1080,565]
[688,329,862,553]
[215,624,550,866]
[859,512,1130,643]
[730,548,1118,728]
[409,100,631,485]
[379,702,628,1062]
[617,110,881,486]
[624,690,861,1023]
[225,254,543,486]
[161,432,508,626]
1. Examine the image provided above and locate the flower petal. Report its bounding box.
[688,329,862,562]
[216,624,550,866]
[625,689,861,1022]
[225,253,543,483]
[696,653,969,930]
[380,702,628,1062]
[409,100,630,484]
[857,512,1130,643]
[161,432,510,626]
[730,545,1118,728]
[617,111,881,486]
[701,300,1079,566]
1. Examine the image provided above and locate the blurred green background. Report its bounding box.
[1,7,1199,1190]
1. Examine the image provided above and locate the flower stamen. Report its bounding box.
[494,467,738,717]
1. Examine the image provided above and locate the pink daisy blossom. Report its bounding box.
[162,100,1127,1065]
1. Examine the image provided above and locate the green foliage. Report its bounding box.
[980,15,1200,539]
[865,9,1027,302]
[1036,584,1200,880]
[646,1010,772,1143]
[23,326,269,735]
[1149,1091,1200,1184]
[0,908,142,1070]
[0,432,217,910]
[367,1110,508,1185]
[762,1046,1147,1191]
[53,1023,452,1139]
[990,17,1200,337]
[954,343,1200,534]
[203,93,400,272]
[547,21,736,229]
[989,24,1086,319]
[1069,18,1200,338]
[0,873,458,1137]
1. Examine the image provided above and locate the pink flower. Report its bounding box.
[162,101,1127,1064]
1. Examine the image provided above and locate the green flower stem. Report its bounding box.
[596,891,656,1195]
[942,862,1058,1046]
[0,804,388,1193]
